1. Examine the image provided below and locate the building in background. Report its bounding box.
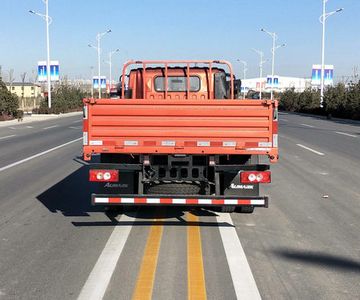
[6,82,43,111]
[242,76,312,94]
[6,82,42,98]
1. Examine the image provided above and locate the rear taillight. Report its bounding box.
[240,171,271,184]
[89,170,119,182]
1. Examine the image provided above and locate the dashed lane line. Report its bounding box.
[217,213,261,300]
[187,212,207,300]
[335,131,357,138]
[296,144,325,156]
[43,125,59,130]
[69,126,82,129]
[77,214,134,300]
[0,135,16,140]
[72,120,82,123]
[0,137,82,172]
[300,123,315,128]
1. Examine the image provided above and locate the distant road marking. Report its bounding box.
[26,126,33,129]
[335,131,357,138]
[0,135,16,141]
[43,125,58,130]
[69,126,81,129]
[187,212,206,300]
[296,144,325,156]
[8,127,16,130]
[77,214,134,300]
[217,213,261,300]
[301,123,315,128]
[72,120,82,123]
[132,213,164,300]
[281,118,288,122]
[0,137,82,172]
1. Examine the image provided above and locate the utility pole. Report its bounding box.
[252,49,266,100]
[88,29,111,98]
[29,0,53,108]
[319,0,343,107]
[237,59,247,99]
[261,29,285,100]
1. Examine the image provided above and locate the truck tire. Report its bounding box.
[221,205,236,213]
[145,182,201,195]
[236,205,255,214]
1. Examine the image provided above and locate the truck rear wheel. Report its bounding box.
[236,205,255,214]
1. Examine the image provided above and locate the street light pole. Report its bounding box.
[89,29,111,98]
[45,0,51,109]
[252,49,266,100]
[319,1,343,107]
[90,66,94,98]
[107,49,120,90]
[237,59,247,99]
[261,29,285,100]
[29,0,52,109]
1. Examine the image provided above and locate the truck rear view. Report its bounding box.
[83,60,278,213]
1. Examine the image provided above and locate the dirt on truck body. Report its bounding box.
[83,60,278,213]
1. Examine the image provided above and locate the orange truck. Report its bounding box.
[83,60,278,213]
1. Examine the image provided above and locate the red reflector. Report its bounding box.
[89,169,119,182]
[240,171,271,184]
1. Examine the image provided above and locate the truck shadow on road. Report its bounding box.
[274,249,360,273]
[36,165,104,217]
[71,206,233,228]
[36,164,233,228]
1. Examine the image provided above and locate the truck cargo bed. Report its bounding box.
[83,99,278,162]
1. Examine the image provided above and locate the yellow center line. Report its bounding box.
[132,212,164,300]
[187,212,207,300]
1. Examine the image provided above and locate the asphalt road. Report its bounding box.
[0,112,359,299]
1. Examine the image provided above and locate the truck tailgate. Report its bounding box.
[83,99,278,162]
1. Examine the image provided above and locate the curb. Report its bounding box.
[0,111,82,127]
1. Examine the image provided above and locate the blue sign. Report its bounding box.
[93,76,107,89]
[37,61,60,82]
[266,76,279,87]
[311,64,334,86]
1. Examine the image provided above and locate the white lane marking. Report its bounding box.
[77,214,134,300]
[335,131,357,138]
[0,137,82,172]
[26,126,33,129]
[281,118,288,122]
[69,126,81,129]
[8,127,16,130]
[72,120,82,123]
[301,123,315,128]
[43,125,59,130]
[296,144,325,156]
[217,213,261,300]
[0,135,16,140]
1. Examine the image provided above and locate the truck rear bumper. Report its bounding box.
[91,194,269,208]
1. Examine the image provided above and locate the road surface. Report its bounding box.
[0,112,359,299]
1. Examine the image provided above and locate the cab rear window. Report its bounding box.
[154,76,200,92]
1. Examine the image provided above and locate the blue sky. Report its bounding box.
[0,0,359,82]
